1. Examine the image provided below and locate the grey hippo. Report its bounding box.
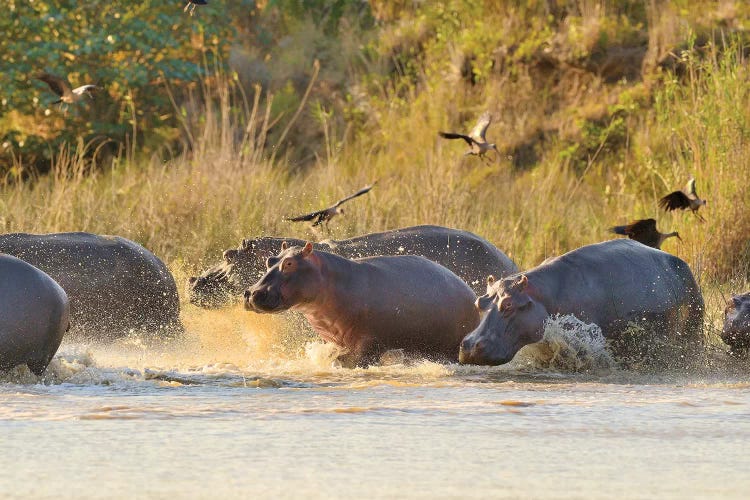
[189,225,517,308]
[0,232,181,341]
[1,254,70,375]
[244,242,480,365]
[459,239,704,365]
[722,292,750,351]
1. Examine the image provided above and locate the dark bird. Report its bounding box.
[658,177,707,221]
[284,183,376,228]
[609,218,681,249]
[439,112,499,160]
[184,0,207,15]
[36,73,98,105]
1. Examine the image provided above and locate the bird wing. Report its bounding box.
[469,112,492,142]
[37,73,71,97]
[334,183,376,207]
[72,84,98,95]
[658,191,691,211]
[438,132,475,147]
[686,177,697,197]
[284,209,326,222]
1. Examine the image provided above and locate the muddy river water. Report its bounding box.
[1,310,749,499]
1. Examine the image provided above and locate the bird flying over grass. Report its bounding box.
[439,112,499,161]
[658,178,707,222]
[284,182,377,228]
[36,73,98,105]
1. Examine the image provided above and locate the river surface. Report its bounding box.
[1,310,749,499]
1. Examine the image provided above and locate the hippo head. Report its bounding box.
[244,242,321,313]
[188,238,286,309]
[459,274,548,365]
[722,293,750,350]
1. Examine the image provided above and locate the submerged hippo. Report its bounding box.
[0,233,181,341]
[189,225,517,307]
[722,292,750,351]
[459,239,704,365]
[245,242,480,364]
[1,254,70,375]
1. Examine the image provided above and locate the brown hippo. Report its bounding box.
[189,225,517,308]
[1,254,70,375]
[244,242,480,364]
[0,232,181,341]
[459,239,704,365]
[722,293,750,351]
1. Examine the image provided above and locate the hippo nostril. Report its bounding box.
[189,276,198,285]
[244,289,252,300]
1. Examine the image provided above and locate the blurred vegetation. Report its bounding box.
[1,1,750,329]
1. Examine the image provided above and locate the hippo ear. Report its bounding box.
[301,241,314,257]
[281,241,288,251]
[476,294,494,311]
[241,239,251,250]
[223,249,239,263]
[509,275,528,292]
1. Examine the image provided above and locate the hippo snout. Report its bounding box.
[244,286,282,312]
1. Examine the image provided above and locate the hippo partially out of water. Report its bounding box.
[245,242,480,364]
[189,225,517,308]
[722,292,750,351]
[1,254,70,375]
[0,233,181,341]
[459,239,704,365]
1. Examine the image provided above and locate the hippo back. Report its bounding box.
[322,225,518,292]
[0,254,70,375]
[0,232,181,340]
[525,239,704,339]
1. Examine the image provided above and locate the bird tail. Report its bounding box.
[609,225,628,235]
[52,99,62,105]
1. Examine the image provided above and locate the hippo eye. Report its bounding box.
[281,259,296,273]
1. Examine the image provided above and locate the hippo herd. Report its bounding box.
[0,225,748,375]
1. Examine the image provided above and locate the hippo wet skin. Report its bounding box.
[0,232,181,340]
[723,292,750,351]
[245,242,480,364]
[190,225,517,308]
[0,254,70,375]
[459,239,704,365]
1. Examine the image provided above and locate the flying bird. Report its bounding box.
[284,183,377,228]
[609,218,681,249]
[439,112,499,161]
[658,177,707,221]
[184,0,207,15]
[36,73,98,105]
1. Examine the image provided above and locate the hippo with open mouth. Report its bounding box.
[244,242,480,364]
[189,225,517,308]
[722,292,750,351]
[1,254,70,375]
[459,239,704,365]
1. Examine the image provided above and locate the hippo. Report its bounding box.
[1,254,70,375]
[459,239,704,365]
[0,232,181,341]
[722,292,750,351]
[189,225,517,308]
[244,242,480,364]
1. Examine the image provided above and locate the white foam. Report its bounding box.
[510,314,615,372]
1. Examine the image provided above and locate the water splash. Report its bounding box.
[510,314,615,373]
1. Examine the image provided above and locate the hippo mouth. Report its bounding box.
[458,345,512,366]
[188,269,244,308]
[244,292,284,313]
